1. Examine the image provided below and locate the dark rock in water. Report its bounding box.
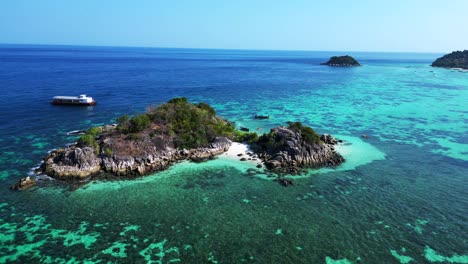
[237,153,243,157]
[246,168,257,176]
[256,164,262,168]
[431,50,468,70]
[274,177,294,187]
[240,126,250,132]
[252,123,345,174]
[240,158,247,161]
[320,134,338,145]
[254,115,269,119]
[321,55,361,67]
[11,176,36,191]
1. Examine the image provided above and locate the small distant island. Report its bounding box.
[13,98,345,189]
[321,55,361,67]
[431,50,468,70]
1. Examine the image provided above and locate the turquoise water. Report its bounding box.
[0,46,467,263]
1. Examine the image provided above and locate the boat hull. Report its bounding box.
[51,101,97,106]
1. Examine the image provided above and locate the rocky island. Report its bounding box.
[40,98,234,180]
[431,50,468,70]
[321,55,361,67]
[15,98,344,188]
[252,122,344,174]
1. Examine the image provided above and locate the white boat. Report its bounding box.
[51,94,96,106]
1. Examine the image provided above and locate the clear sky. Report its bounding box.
[0,0,467,52]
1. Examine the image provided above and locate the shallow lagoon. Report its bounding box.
[0,46,466,263]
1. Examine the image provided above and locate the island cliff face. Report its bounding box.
[42,136,231,179]
[35,99,346,183]
[321,55,361,67]
[431,50,468,70]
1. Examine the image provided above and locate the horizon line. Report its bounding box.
[0,42,446,54]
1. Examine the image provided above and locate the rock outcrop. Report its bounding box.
[188,137,231,162]
[431,50,468,70]
[11,176,36,191]
[321,55,361,67]
[42,147,101,179]
[253,126,344,174]
[40,137,232,179]
[34,99,347,183]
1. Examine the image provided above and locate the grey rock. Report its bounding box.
[40,137,232,180]
[11,176,36,191]
[255,127,345,174]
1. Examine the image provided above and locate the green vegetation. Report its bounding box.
[104,147,113,157]
[78,98,236,152]
[321,55,361,66]
[70,97,330,167]
[255,131,286,153]
[128,114,151,133]
[85,127,102,137]
[432,50,468,69]
[116,114,130,126]
[126,133,140,141]
[148,97,234,149]
[77,135,100,154]
[116,114,151,133]
[196,102,216,116]
[286,121,321,144]
[234,131,259,144]
[77,127,102,151]
[77,134,97,148]
[253,122,321,153]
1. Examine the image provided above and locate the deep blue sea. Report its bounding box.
[0,45,467,263]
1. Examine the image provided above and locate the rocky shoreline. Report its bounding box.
[40,136,232,180]
[253,126,344,174]
[12,99,346,190]
[36,126,344,181]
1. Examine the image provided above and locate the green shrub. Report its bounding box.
[77,134,99,153]
[167,97,188,105]
[145,98,235,149]
[128,114,151,133]
[126,133,140,141]
[77,134,95,147]
[256,132,286,152]
[149,130,159,138]
[197,102,216,116]
[114,98,236,149]
[116,114,130,126]
[287,121,321,144]
[104,147,113,157]
[86,127,102,137]
[234,131,258,144]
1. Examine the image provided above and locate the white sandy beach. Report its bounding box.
[222,142,264,168]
